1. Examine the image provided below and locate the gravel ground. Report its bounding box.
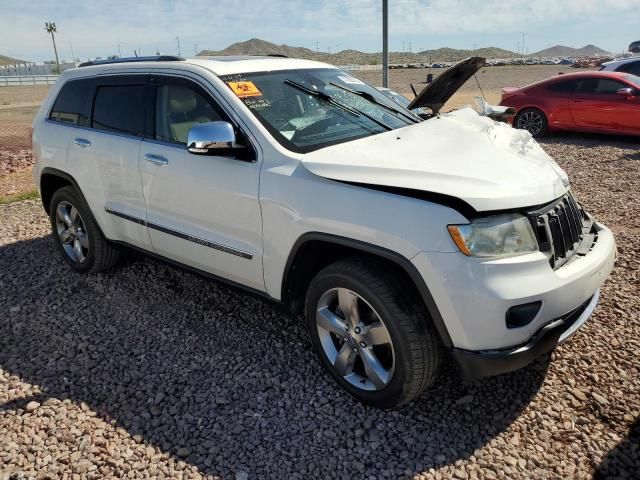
[1,134,639,479]
[0,149,32,177]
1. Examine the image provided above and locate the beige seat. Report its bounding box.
[167,86,211,143]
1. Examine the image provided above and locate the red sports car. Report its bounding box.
[500,71,640,137]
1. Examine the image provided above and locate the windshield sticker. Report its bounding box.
[228,81,262,98]
[338,75,365,85]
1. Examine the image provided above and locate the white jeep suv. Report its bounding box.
[32,55,616,408]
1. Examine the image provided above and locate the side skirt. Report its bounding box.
[110,240,282,306]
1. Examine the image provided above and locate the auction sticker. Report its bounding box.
[338,75,364,85]
[228,81,262,98]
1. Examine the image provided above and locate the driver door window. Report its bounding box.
[155,84,225,144]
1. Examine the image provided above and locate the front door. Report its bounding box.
[570,77,640,134]
[139,75,264,291]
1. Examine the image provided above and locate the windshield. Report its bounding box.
[378,88,411,108]
[220,68,417,153]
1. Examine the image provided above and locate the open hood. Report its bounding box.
[407,57,486,113]
[301,107,570,213]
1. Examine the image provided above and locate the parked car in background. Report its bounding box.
[599,57,640,76]
[500,71,640,137]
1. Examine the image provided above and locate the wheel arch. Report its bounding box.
[281,232,453,348]
[40,167,84,215]
[514,104,549,119]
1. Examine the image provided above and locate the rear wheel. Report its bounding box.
[515,108,548,137]
[305,258,441,409]
[49,186,120,273]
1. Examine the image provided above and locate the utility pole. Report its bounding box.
[382,0,389,87]
[45,21,60,74]
[69,41,76,63]
[521,32,526,62]
[176,36,181,56]
[118,42,123,57]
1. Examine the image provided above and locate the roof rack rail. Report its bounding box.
[78,55,185,67]
[265,54,288,58]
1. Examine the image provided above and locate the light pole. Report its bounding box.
[118,42,123,58]
[45,21,60,74]
[521,32,527,62]
[382,0,389,87]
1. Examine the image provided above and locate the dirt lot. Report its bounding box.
[357,65,578,109]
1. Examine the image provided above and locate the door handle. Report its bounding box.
[73,138,91,147]
[144,154,169,165]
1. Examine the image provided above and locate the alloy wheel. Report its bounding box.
[55,201,89,263]
[315,288,395,391]
[517,110,544,136]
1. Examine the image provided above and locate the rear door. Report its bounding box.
[570,77,638,133]
[138,74,264,291]
[66,74,151,249]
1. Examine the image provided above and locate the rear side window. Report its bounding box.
[49,79,92,126]
[547,80,576,93]
[92,85,146,137]
[617,61,640,76]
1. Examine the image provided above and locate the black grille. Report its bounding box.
[530,193,595,269]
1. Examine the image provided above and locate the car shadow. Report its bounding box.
[0,235,549,478]
[537,130,640,149]
[593,418,639,478]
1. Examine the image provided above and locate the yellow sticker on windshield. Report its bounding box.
[228,81,262,98]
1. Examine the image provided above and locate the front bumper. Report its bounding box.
[412,221,616,351]
[452,290,599,379]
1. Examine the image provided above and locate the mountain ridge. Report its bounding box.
[529,44,610,57]
[198,38,610,65]
[0,54,25,66]
[198,38,522,64]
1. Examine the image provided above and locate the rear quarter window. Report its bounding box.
[92,85,146,137]
[546,79,576,93]
[49,79,92,126]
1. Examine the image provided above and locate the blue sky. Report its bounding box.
[1,0,639,62]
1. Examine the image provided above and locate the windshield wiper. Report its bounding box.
[328,82,421,123]
[284,79,392,131]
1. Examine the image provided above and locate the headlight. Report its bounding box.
[447,213,538,257]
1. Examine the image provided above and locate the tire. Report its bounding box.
[305,258,441,409]
[49,186,120,273]
[515,108,548,137]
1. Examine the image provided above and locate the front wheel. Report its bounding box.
[515,108,548,137]
[305,258,441,409]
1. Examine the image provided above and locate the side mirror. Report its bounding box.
[187,121,243,155]
[617,87,635,99]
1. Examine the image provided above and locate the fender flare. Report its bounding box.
[282,232,454,348]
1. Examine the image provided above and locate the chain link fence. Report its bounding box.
[0,81,51,197]
[0,81,52,176]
